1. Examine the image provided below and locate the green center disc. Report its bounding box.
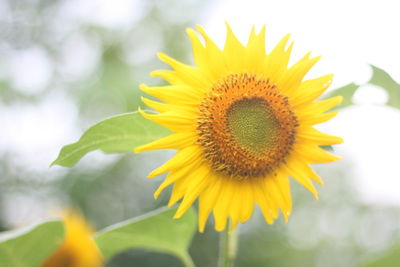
[227,97,278,155]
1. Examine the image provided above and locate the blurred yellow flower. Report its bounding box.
[136,23,343,232]
[42,211,103,267]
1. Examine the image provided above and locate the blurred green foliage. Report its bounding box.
[365,246,400,267]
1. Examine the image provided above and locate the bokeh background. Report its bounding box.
[1,0,400,266]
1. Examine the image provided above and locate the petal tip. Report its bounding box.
[139,83,147,91]
[157,51,166,59]
[148,170,158,178]
[224,20,231,29]
[185,27,194,34]
[336,136,344,144]
[173,210,184,219]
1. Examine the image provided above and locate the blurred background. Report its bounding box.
[1,0,400,266]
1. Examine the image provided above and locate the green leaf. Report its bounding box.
[51,111,170,167]
[324,83,360,110]
[95,207,197,267]
[369,65,400,109]
[0,220,64,267]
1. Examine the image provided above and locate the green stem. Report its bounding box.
[218,227,238,267]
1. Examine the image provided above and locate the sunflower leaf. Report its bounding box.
[51,111,170,167]
[324,83,360,110]
[95,206,196,267]
[0,220,64,267]
[369,65,400,109]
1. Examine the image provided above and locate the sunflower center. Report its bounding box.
[197,73,298,179]
[227,98,278,155]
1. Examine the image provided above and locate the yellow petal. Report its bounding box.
[186,27,207,66]
[147,146,202,178]
[154,160,201,199]
[157,52,211,90]
[298,111,338,125]
[291,74,334,106]
[138,108,195,132]
[174,164,212,218]
[238,182,255,223]
[264,175,291,221]
[287,157,324,185]
[141,97,198,118]
[297,127,343,145]
[282,163,319,199]
[293,143,341,163]
[300,96,343,114]
[140,84,202,106]
[135,132,196,153]
[278,53,321,93]
[213,179,235,231]
[227,182,242,231]
[273,174,293,216]
[263,34,292,82]
[245,25,266,72]
[194,26,227,79]
[198,175,222,232]
[254,184,275,224]
[168,179,189,207]
[255,189,274,224]
[150,70,182,85]
[223,22,246,72]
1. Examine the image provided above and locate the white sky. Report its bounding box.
[202,0,400,205]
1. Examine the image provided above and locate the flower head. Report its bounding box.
[42,210,103,267]
[136,24,343,232]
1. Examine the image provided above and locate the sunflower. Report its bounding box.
[135,24,343,232]
[42,211,103,267]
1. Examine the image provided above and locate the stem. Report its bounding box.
[218,227,238,267]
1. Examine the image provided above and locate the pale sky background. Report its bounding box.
[1,0,400,222]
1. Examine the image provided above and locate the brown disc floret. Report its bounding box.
[197,73,298,179]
